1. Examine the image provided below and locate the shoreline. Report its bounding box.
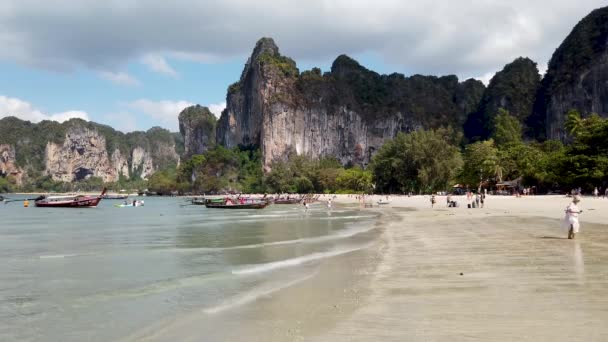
[314,196,608,341]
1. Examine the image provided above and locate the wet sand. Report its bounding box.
[314,195,608,341]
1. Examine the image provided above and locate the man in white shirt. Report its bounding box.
[564,196,582,239]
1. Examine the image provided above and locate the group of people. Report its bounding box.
[433,192,484,209]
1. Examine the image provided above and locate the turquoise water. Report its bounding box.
[0,196,377,341]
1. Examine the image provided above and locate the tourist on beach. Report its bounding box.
[563,195,583,239]
[446,194,452,207]
[431,195,436,208]
[475,193,480,208]
[327,198,332,209]
[480,192,485,208]
[593,187,599,198]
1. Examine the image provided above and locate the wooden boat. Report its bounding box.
[205,201,268,209]
[35,189,106,208]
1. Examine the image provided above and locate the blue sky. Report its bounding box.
[1,0,605,133]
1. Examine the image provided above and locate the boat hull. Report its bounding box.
[35,197,102,208]
[205,202,268,209]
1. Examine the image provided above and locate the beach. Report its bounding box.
[121,194,608,341]
[316,194,608,341]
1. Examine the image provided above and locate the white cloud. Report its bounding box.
[127,99,193,131]
[0,1,604,79]
[141,54,178,77]
[0,95,89,123]
[99,71,141,86]
[208,102,226,118]
[102,111,138,133]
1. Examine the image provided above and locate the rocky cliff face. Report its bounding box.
[178,105,216,157]
[0,144,24,185]
[465,57,541,140]
[535,6,608,140]
[45,126,119,182]
[0,117,181,184]
[217,38,485,168]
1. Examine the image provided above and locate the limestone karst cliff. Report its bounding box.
[178,105,216,157]
[216,38,485,168]
[0,117,180,183]
[0,144,24,185]
[464,57,541,140]
[533,6,608,140]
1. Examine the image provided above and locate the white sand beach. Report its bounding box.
[126,194,608,341]
[313,194,608,341]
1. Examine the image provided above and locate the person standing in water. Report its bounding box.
[327,198,332,210]
[564,196,583,239]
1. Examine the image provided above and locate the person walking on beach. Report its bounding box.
[480,192,485,208]
[327,198,332,209]
[593,187,599,199]
[430,195,436,208]
[475,193,480,208]
[446,194,452,207]
[563,196,583,239]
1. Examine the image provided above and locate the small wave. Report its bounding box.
[38,254,80,259]
[231,245,368,275]
[203,271,316,314]
[224,224,375,250]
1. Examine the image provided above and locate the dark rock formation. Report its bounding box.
[533,6,608,140]
[465,57,541,141]
[178,105,216,157]
[216,37,485,169]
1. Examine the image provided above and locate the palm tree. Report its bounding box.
[565,109,584,137]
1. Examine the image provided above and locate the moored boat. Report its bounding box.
[35,189,107,208]
[205,202,268,209]
[205,197,268,209]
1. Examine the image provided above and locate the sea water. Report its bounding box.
[0,196,378,341]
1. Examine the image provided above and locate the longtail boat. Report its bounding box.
[205,197,268,209]
[205,202,268,209]
[35,188,107,208]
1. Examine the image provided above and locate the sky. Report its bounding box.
[0,0,605,133]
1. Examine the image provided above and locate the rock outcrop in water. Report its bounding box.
[178,105,216,157]
[216,38,485,168]
[533,6,608,140]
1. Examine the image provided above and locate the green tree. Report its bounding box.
[493,109,523,146]
[461,140,499,187]
[336,168,374,193]
[371,128,463,193]
[147,169,177,195]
